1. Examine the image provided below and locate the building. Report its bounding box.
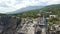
[49,15,58,18]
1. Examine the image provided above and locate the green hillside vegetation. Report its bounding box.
[40,4,60,16]
[13,9,40,18]
[0,4,60,18]
[13,4,60,18]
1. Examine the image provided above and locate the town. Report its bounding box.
[0,0,60,34]
[0,13,60,34]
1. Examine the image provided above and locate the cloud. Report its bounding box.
[0,0,60,13]
[47,0,60,5]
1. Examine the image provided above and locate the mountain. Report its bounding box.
[0,4,60,18]
[40,4,60,11]
[39,4,60,15]
[1,4,60,15]
[6,6,43,14]
[13,4,60,17]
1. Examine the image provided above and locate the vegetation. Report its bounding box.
[13,4,60,25]
[12,4,60,18]
[0,4,60,18]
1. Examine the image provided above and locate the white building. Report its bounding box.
[49,15,58,18]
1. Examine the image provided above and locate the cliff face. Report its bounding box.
[0,15,19,34]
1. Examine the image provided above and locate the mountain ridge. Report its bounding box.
[6,6,44,14]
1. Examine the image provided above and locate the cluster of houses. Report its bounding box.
[46,14,60,34]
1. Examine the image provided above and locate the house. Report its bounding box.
[54,24,60,31]
[49,15,58,18]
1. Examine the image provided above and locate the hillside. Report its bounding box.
[0,4,60,18]
[40,4,60,15]
[14,4,60,18]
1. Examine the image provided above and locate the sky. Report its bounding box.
[0,0,60,13]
